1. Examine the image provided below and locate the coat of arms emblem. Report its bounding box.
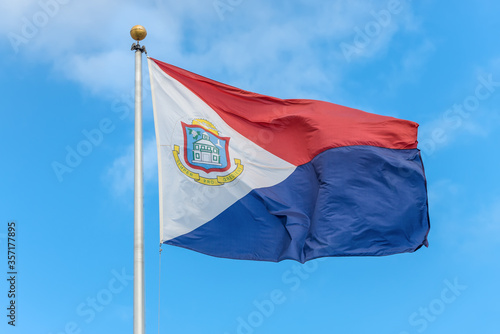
[172,119,243,186]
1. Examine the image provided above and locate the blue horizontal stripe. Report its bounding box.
[165,146,430,263]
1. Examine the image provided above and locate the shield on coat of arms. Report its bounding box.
[181,121,231,173]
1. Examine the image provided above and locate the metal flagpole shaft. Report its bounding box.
[130,25,147,334]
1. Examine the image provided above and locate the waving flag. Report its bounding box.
[148,57,429,263]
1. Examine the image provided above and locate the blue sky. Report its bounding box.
[1,0,500,333]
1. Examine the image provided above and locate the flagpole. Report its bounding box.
[130,25,147,334]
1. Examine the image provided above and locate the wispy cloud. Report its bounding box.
[4,0,424,101]
[457,198,500,262]
[105,137,158,196]
[5,0,439,197]
[418,67,500,157]
[60,51,133,98]
[381,39,435,94]
[427,179,462,208]
[337,0,419,63]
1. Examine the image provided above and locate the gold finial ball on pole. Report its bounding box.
[130,25,147,41]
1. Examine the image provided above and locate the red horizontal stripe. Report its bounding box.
[151,58,419,166]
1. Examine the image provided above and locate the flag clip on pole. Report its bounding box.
[130,25,147,334]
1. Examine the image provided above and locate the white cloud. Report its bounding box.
[4,0,438,197]
[106,137,157,196]
[382,39,435,92]
[418,64,500,157]
[427,179,462,207]
[4,0,130,55]
[1,0,41,32]
[457,198,500,261]
[60,50,133,97]
[336,0,419,63]
[428,178,500,261]
[419,104,499,158]
[3,0,424,101]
